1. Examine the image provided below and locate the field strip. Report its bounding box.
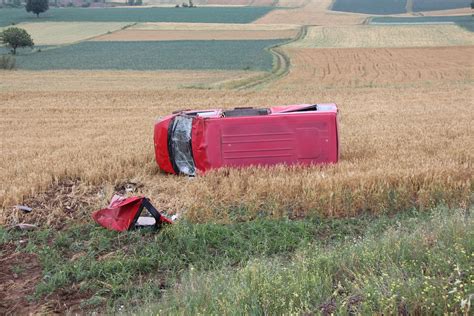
[409,7,473,16]
[222,25,307,90]
[0,22,132,46]
[289,24,474,48]
[0,70,265,92]
[254,0,367,25]
[91,29,299,41]
[129,22,301,31]
[270,46,474,90]
[8,40,283,71]
[1,81,472,225]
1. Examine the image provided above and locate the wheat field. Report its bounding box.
[1,59,472,226]
[0,1,473,227]
[0,70,264,92]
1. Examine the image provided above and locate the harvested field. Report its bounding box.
[290,25,474,48]
[254,0,366,26]
[206,0,251,5]
[1,79,472,226]
[130,22,300,31]
[277,0,308,7]
[247,0,275,6]
[0,22,131,46]
[0,70,265,92]
[272,46,474,89]
[92,29,298,41]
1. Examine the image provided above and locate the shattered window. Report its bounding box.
[168,115,196,176]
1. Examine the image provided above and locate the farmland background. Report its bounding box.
[0,0,473,314]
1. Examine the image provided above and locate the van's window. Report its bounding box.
[223,108,269,117]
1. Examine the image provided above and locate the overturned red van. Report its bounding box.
[154,103,339,176]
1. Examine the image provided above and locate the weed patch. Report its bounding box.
[0,207,444,312]
[154,208,473,315]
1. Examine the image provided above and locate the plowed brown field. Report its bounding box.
[92,29,298,41]
[271,46,474,89]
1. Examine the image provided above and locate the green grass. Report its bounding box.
[1,207,472,313]
[331,0,407,15]
[0,7,275,27]
[0,40,287,71]
[371,15,474,24]
[330,0,471,14]
[154,208,473,315]
[413,0,471,12]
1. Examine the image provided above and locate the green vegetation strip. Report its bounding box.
[1,207,472,313]
[370,15,474,32]
[0,7,275,27]
[412,0,471,12]
[331,0,408,15]
[331,0,470,15]
[155,209,473,315]
[1,40,287,71]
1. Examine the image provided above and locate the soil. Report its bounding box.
[0,243,93,314]
[0,243,42,315]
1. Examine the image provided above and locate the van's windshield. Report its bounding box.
[168,115,196,176]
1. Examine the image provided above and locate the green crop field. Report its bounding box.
[370,15,474,32]
[0,7,274,27]
[1,40,286,71]
[330,0,471,14]
[371,15,474,24]
[413,0,471,12]
[331,0,407,15]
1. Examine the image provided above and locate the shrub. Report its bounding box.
[0,55,16,70]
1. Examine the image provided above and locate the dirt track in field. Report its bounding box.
[92,29,298,41]
[271,46,474,89]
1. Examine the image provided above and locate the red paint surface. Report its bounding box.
[92,196,144,232]
[153,114,175,174]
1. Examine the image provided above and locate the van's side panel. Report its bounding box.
[195,112,338,172]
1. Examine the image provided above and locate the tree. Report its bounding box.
[26,0,49,17]
[0,27,34,55]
